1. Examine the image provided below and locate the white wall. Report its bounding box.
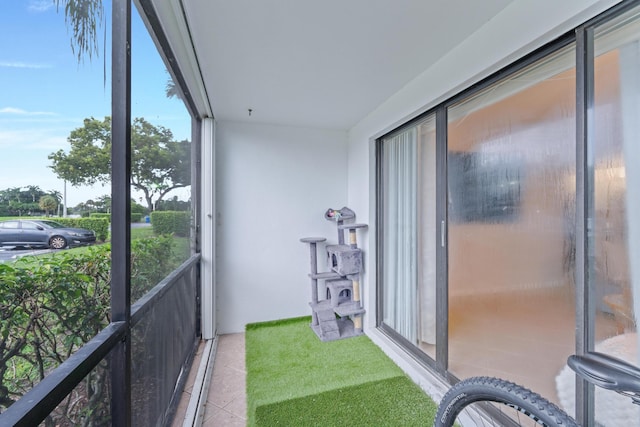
[345,0,622,400]
[215,121,348,333]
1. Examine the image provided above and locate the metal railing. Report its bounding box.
[0,253,201,427]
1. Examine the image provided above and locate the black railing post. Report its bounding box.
[111,0,132,425]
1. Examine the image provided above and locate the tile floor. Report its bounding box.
[172,333,247,427]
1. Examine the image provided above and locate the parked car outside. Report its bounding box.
[0,219,96,250]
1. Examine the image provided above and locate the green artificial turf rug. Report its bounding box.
[246,316,437,426]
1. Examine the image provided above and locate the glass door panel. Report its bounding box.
[591,6,640,425]
[447,45,576,404]
[381,115,437,359]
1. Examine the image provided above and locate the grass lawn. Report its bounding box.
[130,225,155,239]
[246,317,438,426]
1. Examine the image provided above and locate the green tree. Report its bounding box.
[156,196,190,211]
[95,195,111,213]
[5,187,26,204]
[26,186,43,203]
[39,195,59,216]
[49,190,63,204]
[55,0,105,64]
[49,117,191,212]
[0,187,54,216]
[165,76,181,100]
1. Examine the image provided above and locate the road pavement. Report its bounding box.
[0,248,52,263]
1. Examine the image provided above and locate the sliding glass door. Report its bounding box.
[377,2,640,424]
[446,44,578,402]
[380,115,437,359]
[590,6,640,424]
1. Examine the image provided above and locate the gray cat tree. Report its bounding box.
[300,207,367,341]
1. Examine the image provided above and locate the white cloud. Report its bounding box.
[27,0,55,13]
[0,128,67,150]
[0,60,52,69]
[0,107,56,116]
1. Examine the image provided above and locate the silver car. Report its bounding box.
[0,219,96,250]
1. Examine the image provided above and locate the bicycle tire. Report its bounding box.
[434,376,579,427]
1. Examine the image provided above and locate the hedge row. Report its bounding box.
[150,211,190,237]
[55,217,109,241]
[89,213,110,220]
[89,212,146,223]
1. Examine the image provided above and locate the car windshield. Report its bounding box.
[38,220,66,229]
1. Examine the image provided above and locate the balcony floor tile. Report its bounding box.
[173,333,247,427]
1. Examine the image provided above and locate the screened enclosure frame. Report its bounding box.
[375,1,640,425]
[0,0,204,425]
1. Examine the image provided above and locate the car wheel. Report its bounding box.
[49,236,67,250]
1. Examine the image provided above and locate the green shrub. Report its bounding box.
[1,246,112,420]
[89,211,145,223]
[150,211,190,237]
[131,212,143,223]
[55,217,109,242]
[131,235,178,300]
[1,235,182,422]
[90,213,111,221]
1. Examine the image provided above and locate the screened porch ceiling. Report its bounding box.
[148,0,514,131]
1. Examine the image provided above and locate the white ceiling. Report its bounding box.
[154,0,514,131]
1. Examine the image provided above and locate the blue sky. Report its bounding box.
[0,0,191,207]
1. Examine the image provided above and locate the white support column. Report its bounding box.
[201,117,216,339]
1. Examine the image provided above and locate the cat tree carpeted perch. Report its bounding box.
[300,207,367,341]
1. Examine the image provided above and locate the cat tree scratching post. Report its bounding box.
[299,236,326,327]
[301,207,367,341]
[339,223,368,332]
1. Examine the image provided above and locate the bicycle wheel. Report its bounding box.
[434,376,579,427]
